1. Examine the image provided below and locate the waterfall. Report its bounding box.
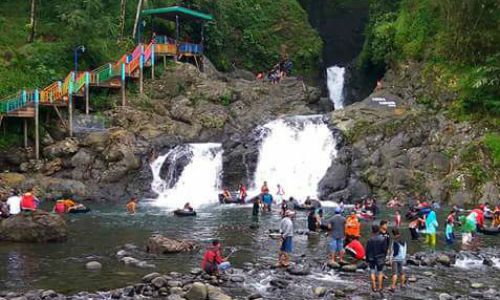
[327,65,345,109]
[252,115,337,200]
[150,143,223,209]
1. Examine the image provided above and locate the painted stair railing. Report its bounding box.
[0,37,203,115]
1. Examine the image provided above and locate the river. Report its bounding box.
[1,202,499,297]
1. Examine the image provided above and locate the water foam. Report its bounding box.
[327,65,345,110]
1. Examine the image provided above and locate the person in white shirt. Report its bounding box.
[6,190,22,215]
[276,184,285,204]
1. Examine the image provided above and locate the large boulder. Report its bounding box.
[42,138,80,159]
[145,235,198,254]
[0,211,67,242]
[185,282,207,300]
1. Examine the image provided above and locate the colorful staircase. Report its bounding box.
[0,37,203,115]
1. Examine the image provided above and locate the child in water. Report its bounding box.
[394,210,402,227]
[445,217,454,245]
[127,197,136,215]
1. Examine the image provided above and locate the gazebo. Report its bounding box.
[141,6,213,57]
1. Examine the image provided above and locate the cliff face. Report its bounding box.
[0,61,321,201]
[319,62,500,205]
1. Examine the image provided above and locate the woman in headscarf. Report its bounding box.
[424,209,438,246]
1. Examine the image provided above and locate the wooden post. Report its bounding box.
[151,44,155,80]
[23,118,28,148]
[139,45,144,95]
[85,71,90,115]
[121,63,126,106]
[68,73,73,137]
[34,89,39,160]
[163,55,167,69]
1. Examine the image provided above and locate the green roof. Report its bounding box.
[141,6,213,21]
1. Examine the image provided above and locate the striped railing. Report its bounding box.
[40,81,62,103]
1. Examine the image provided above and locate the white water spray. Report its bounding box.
[327,65,345,109]
[252,115,337,200]
[150,143,223,209]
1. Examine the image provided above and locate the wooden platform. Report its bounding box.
[6,105,35,118]
[90,77,122,88]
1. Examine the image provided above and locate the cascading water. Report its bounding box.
[252,115,337,200]
[150,143,223,208]
[326,65,345,109]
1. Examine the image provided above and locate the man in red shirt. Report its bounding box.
[345,236,366,261]
[201,240,231,275]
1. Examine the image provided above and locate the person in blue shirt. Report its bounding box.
[445,217,454,245]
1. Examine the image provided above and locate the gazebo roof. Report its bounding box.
[141,6,213,21]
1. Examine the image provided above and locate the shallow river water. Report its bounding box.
[1,202,499,297]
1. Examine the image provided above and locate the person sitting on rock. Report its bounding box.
[345,236,365,261]
[53,200,66,214]
[183,202,193,212]
[201,239,231,275]
[6,189,22,216]
[127,197,136,214]
[20,187,39,212]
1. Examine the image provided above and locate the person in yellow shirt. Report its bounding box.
[492,210,500,228]
[127,197,136,215]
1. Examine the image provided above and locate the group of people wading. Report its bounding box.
[202,185,500,292]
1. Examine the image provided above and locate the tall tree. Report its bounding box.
[132,0,143,40]
[118,0,127,42]
[27,0,38,43]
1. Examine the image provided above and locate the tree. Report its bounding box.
[118,0,127,42]
[27,0,38,43]
[132,0,143,40]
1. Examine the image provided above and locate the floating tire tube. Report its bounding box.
[480,227,500,235]
[173,209,197,217]
[68,207,90,214]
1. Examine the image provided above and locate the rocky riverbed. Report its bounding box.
[2,247,499,300]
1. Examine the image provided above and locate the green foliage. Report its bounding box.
[219,91,231,106]
[357,0,500,119]
[483,133,500,167]
[0,133,22,150]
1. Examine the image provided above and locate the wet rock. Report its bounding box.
[229,276,244,283]
[146,235,198,254]
[421,257,436,266]
[313,287,327,297]
[168,281,182,288]
[85,261,102,270]
[122,286,135,297]
[286,264,311,276]
[471,282,485,289]
[43,138,79,158]
[408,276,417,282]
[169,287,183,295]
[190,268,203,275]
[166,295,185,300]
[439,293,453,300]
[482,258,493,266]
[110,290,122,299]
[116,250,128,257]
[151,276,168,289]
[437,255,451,266]
[208,291,231,300]
[327,261,340,269]
[406,258,419,266]
[248,293,262,300]
[142,272,162,283]
[270,279,289,289]
[341,264,357,272]
[334,289,345,297]
[470,291,484,298]
[0,211,67,242]
[41,290,57,299]
[185,282,207,300]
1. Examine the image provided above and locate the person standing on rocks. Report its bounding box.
[379,220,391,252]
[345,210,361,242]
[276,184,285,204]
[389,228,407,291]
[278,210,294,267]
[328,207,346,264]
[366,224,389,292]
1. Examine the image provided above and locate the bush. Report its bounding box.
[483,133,500,168]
